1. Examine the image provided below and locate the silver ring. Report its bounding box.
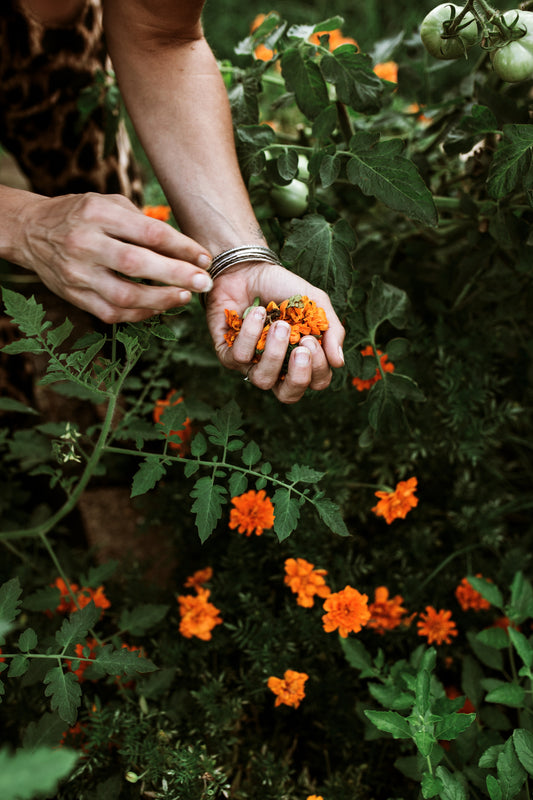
[243,365,254,383]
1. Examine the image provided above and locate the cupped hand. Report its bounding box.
[17,192,213,323]
[204,261,345,404]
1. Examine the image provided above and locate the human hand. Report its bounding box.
[204,262,345,403]
[16,192,213,323]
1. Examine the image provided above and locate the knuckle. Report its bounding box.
[63,228,91,258]
[99,307,122,325]
[143,220,169,249]
[76,192,102,221]
[118,248,142,276]
[109,282,137,308]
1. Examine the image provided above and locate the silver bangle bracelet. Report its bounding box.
[207,245,283,281]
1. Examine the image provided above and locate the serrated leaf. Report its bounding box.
[366,276,410,333]
[55,602,99,650]
[18,627,38,652]
[435,712,476,740]
[513,729,533,775]
[435,766,468,800]
[23,586,61,614]
[497,737,527,800]
[190,476,227,543]
[47,318,74,349]
[1,337,45,354]
[272,488,300,542]
[467,575,504,610]
[205,401,244,448]
[242,440,262,467]
[92,644,157,676]
[0,578,22,646]
[319,153,341,188]
[1,288,46,337]
[314,496,349,536]
[22,713,67,750]
[184,460,200,477]
[320,49,383,114]
[0,746,78,800]
[190,432,207,457]
[347,132,437,225]
[229,471,248,498]
[369,682,414,711]
[8,654,29,677]
[0,397,38,414]
[364,709,411,738]
[286,463,325,483]
[488,124,533,199]
[281,47,329,119]
[118,604,169,636]
[130,457,166,498]
[44,667,82,724]
[277,148,299,180]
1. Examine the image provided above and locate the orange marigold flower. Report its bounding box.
[455,575,491,612]
[251,14,276,61]
[373,60,398,83]
[310,28,358,51]
[352,345,395,391]
[371,477,418,524]
[184,567,213,591]
[406,102,432,125]
[417,606,458,645]
[267,669,309,708]
[367,586,408,634]
[153,390,193,454]
[177,588,222,641]
[492,616,520,632]
[76,585,111,614]
[284,558,331,608]
[143,205,171,221]
[322,585,371,638]
[306,796,324,800]
[67,638,100,681]
[229,489,275,536]
[51,578,110,616]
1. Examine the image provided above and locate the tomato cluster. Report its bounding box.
[420,2,533,83]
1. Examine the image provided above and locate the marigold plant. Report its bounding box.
[284,557,331,607]
[177,588,223,641]
[229,489,275,536]
[352,345,395,391]
[371,477,418,524]
[184,567,213,591]
[367,586,409,634]
[417,606,458,645]
[455,575,491,611]
[322,586,371,637]
[267,669,309,709]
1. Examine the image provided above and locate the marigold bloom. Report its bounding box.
[492,616,520,632]
[184,567,213,591]
[455,575,491,612]
[267,669,309,708]
[51,577,110,616]
[67,638,100,681]
[177,588,222,641]
[153,390,193,454]
[251,14,276,61]
[417,606,458,645]
[371,477,418,524]
[406,102,432,125]
[284,557,331,607]
[310,28,358,51]
[367,586,408,634]
[306,796,324,800]
[322,586,371,638]
[374,60,398,83]
[229,489,275,536]
[77,585,111,614]
[352,345,395,391]
[143,205,171,221]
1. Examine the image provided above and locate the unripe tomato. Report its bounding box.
[271,179,309,217]
[490,10,533,82]
[420,3,478,59]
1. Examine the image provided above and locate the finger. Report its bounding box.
[273,345,313,404]
[249,320,291,390]
[321,307,346,368]
[99,236,213,294]
[91,268,193,311]
[299,336,332,391]
[218,305,267,369]
[63,286,162,324]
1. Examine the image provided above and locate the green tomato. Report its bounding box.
[491,10,533,83]
[420,3,478,60]
[271,179,309,218]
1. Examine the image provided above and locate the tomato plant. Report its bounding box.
[270,178,309,217]
[420,3,478,59]
[490,9,533,82]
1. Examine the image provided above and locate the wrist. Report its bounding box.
[0,187,38,267]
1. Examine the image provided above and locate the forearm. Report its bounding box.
[103,1,266,255]
[0,186,38,267]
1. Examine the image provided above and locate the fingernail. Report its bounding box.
[338,346,345,365]
[192,273,213,292]
[179,290,191,303]
[295,348,310,365]
[253,307,266,322]
[197,254,211,269]
[274,321,291,340]
[301,336,318,351]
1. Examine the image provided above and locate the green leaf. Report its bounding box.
[1,288,47,337]
[467,630,504,671]
[8,655,29,678]
[486,774,503,800]
[229,471,247,498]
[320,49,383,114]
[55,602,99,650]
[47,318,74,349]
[43,667,82,724]
[314,496,350,537]
[507,626,533,669]
[241,440,262,467]
[0,397,38,415]
[488,124,533,199]
[190,476,227,543]
[22,713,67,750]
[479,744,505,769]
[415,670,431,715]
[23,586,60,614]
[509,571,533,623]
[281,47,329,119]
[281,215,355,313]
[286,463,325,483]
[18,627,38,652]
[339,636,374,671]
[319,153,341,188]
[364,710,411,739]
[204,401,244,448]
[435,766,468,800]
[467,575,504,610]
[0,746,78,800]
[461,655,485,709]
[130,457,167,498]
[1,338,45,354]
[272,488,300,542]
[485,683,526,707]
[118,604,169,636]
[365,276,410,333]
[369,683,414,711]
[513,729,533,775]
[434,712,476,740]
[347,132,437,225]
[0,578,22,646]
[497,737,527,800]
[476,627,510,650]
[421,772,443,799]
[91,644,157,677]
[414,727,436,758]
